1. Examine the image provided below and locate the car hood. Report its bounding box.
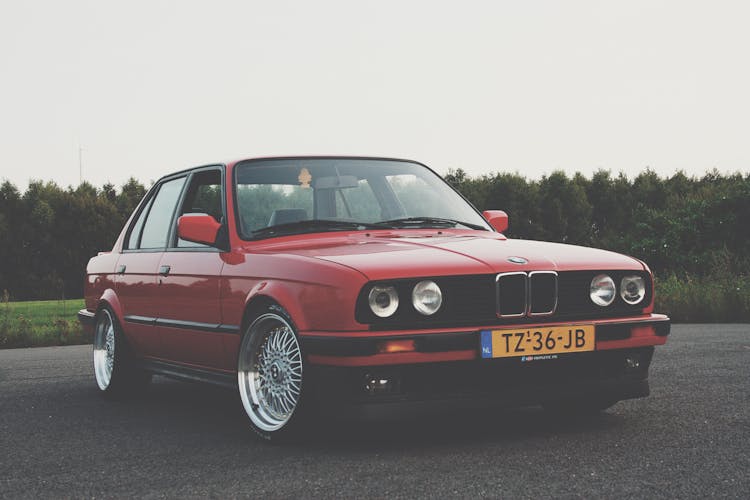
[249,230,644,281]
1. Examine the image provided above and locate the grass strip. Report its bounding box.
[0,295,89,349]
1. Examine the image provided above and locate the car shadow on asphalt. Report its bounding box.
[94,376,627,450]
[306,409,625,450]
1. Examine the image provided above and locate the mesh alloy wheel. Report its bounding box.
[93,308,116,391]
[238,312,304,437]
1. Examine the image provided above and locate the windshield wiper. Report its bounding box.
[249,217,487,240]
[249,219,385,240]
[374,217,487,231]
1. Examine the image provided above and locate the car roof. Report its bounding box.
[156,155,424,183]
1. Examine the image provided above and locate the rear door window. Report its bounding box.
[138,177,187,249]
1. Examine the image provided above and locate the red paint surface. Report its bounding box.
[596,324,668,350]
[113,252,163,357]
[482,210,508,233]
[155,252,226,368]
[177,214,221,246]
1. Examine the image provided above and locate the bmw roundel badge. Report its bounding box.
[508,256,528,264]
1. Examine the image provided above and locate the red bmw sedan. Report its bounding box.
[78,157,670,440]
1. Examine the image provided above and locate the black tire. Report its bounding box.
[237,303,308,442]
[92,306,151,398]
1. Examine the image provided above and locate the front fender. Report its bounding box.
[243,279,363,332]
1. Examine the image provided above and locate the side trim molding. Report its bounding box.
[124,315,156,326]
[123,315,240,335]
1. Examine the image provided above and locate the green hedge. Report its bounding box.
[1,168,748,327]
[656,274,750,323]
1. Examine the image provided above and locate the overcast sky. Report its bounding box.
[1,0,748,190]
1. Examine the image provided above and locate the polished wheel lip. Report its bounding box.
[93,309,115,391]
[238,313,303,433]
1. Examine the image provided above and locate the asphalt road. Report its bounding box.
[1,325,748,499]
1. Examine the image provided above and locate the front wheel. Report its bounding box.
[238,308,305,441]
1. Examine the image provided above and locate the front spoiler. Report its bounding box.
[307,346,654,420]
[317,379,650,421]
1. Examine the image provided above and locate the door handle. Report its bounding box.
[117,265,126,274]
[159,265,171,277]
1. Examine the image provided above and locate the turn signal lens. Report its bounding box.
[376,339,416,354]
[368,285,399,317]
[621,275,646,304]
[590,274,616,306]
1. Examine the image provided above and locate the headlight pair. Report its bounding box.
[368,280,442,318]
[590,274,646,306]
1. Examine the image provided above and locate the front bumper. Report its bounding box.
[77,309,96,336]
[300,314,670,367]
[299,314,667,416]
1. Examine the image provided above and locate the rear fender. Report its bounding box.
[96,289,124,326]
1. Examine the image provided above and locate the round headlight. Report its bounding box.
[590,274,616,306]
[412,280,443,316]
[368,285,399,318]
[621,276,646,304]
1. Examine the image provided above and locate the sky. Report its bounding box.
[1,0,748,191]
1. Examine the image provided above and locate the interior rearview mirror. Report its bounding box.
[314,175,359,190]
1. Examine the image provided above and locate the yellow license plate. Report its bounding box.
[480,325,595,359]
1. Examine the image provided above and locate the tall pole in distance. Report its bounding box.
[78,145,83,185]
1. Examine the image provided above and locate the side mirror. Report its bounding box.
[482,210,509,233]
[177,214,222,246]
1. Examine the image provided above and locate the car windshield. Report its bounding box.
[234,158,491,239]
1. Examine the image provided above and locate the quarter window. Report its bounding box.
[125,195,154,250]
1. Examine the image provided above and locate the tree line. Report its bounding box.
[445,169,749,280]
[0,169,748,301]
[0,179,146,300]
